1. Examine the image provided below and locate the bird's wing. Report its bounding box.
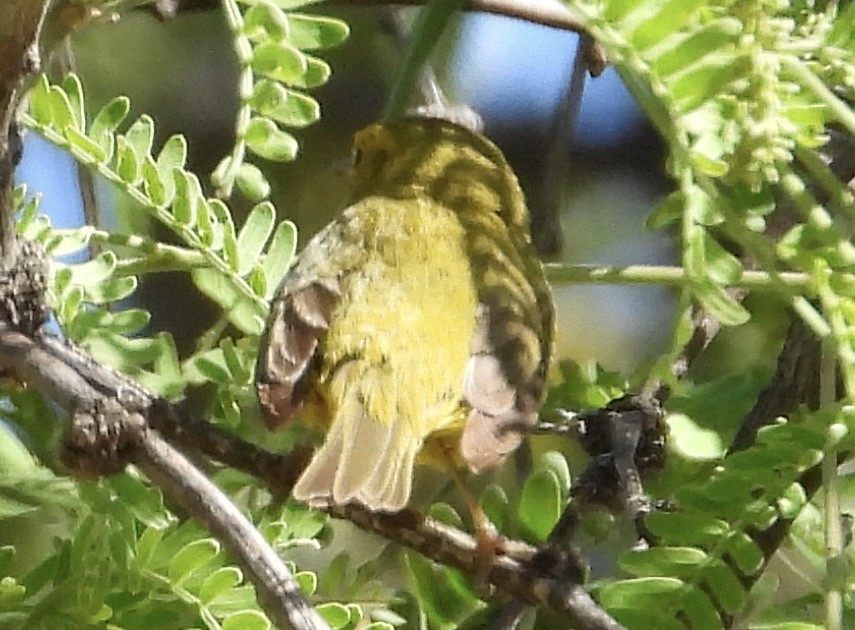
[256,271,341,429]
[255,208,366,429]
[458,221,554,473]
[460,299,549,473]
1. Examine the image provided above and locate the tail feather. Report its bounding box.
[293,399,421,511]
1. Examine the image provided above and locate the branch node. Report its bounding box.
[62,396,148,478]
[0,239,48,334]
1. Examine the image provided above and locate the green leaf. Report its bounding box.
[626,0,713,51]
[167,538,220,585]
[49,85,76,130]
[244,2,290,40]
[189,352,233,385]
[262,220,297,297]
[107,474,171,530]
[703,232,742,284]
[294,570,317,596]
[620,547,707,579]
[71,308,150,339]
[222,610,270,630]
[518,468,562,542]
[47,226,94,256]
[0,428,39,479]
[249,80,320,127]
[172,170,203,226]
[723,531,764,575]
[220,337,251,383]
[318,602,350,628]
[288,14,350,50]
[156,135,187,204]
[236,162,271,201]
[669,52,745,113]
[288,56,331,89]
[538,451,571,497]
[142,156,167,206]
[15,190,41,236]
[83,276,138,304]
[66,251,118,286]
[61,74,86,129]
[28,74,53,126]
[89,96,130,159]
[405,552,482,627]
[199,566,243,604]
[654,18,741,77]
[680,588,722,629]
[701,562,745,613]
[245,117,299,161]
[210,198,238,257]
[251,41,307,84]
[644,511,730,547]
[192,268,265,334]
[237,202,276,275]
[428,502,464,529]
[115,137,141,184]
[256,0,327,11]
[157,134,188,172]
[597,576,685,608]
[691,281,751,326]
[479,483,509,532]
[125,115,155,161]
[646,192,683,229]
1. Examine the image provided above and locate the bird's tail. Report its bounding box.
[292,388,422,511]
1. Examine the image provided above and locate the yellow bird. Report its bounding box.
[256,116,554,511]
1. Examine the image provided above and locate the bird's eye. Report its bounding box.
[352,148,363,167]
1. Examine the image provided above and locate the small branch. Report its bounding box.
[331,504,625,630]
[729,317,821,453]
[545,263,822,292]
[138,430,327,630]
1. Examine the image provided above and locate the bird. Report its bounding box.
[256,115,554,512]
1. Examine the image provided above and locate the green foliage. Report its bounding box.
[597,407,840,628]
[212,0,349,200]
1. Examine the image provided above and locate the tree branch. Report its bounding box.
[0,325,328,630]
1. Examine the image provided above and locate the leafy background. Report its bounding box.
[2,0,855,628]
